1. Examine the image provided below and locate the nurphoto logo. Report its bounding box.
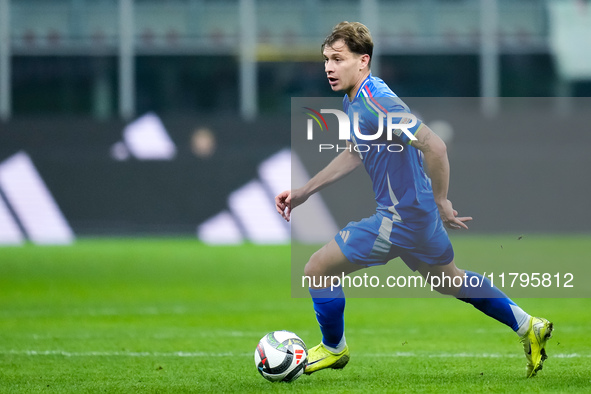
[303,107,417,153]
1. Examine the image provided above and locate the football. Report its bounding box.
[254,330,308,382]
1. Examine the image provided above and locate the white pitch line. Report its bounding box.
[15,330,264,340]
[0,306,190,319]
[364,352,591,359]
[1,350,589,359]
[1,350,248,357]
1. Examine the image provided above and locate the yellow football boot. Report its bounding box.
[520,317,554,377]
[304,343,350,375]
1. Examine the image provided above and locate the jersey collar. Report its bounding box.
[354,73,372,99]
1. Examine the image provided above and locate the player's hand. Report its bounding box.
[275,190,293,222]
[437,199,473,230]
[275,189,307,222]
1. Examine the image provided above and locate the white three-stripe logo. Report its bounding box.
[340,230,350,243]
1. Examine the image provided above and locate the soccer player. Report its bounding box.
[275,21,553,378]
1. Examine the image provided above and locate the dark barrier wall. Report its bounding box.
[1,98,590,236]
[0,114,289,235]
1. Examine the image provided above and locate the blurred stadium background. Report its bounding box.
[0,0,590,245]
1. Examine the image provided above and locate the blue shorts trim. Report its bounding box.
[334,212,454,271]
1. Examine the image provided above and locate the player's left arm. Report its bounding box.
[411,125,473,230]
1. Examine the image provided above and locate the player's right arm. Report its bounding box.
[275,141,362,222]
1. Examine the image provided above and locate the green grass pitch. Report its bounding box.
[0,236,590,393]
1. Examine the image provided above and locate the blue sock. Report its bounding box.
[309,286,345,349]
[457,271,530,333]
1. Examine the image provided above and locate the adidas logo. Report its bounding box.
[0,152,74,245]
[295,349,304,364]
[197,149,339,244]
[340,230,350,243]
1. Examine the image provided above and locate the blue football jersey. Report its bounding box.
[343,74,437,226]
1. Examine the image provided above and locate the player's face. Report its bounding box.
[323,40,369,97]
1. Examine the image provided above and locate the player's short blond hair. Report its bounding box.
[322,21,373,67]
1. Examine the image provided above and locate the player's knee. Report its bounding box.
[303,248,332,279]
[420,263,465,296]
[304,256,322,279]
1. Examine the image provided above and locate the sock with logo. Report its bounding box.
[309,285,346,352]
[457,271,531,335]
